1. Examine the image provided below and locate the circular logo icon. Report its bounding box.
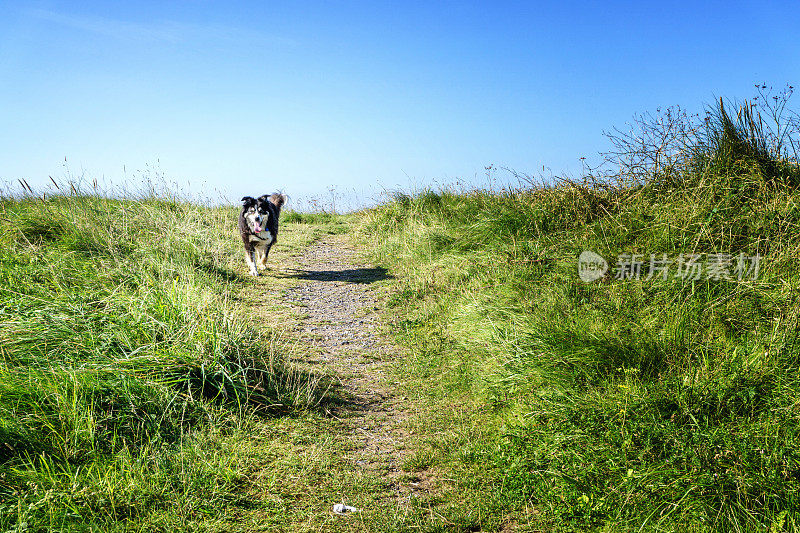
[578,250,608,282]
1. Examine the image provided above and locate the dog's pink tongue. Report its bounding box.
[254,222,262,233]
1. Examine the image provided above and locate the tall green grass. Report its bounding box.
[0,187,322,530]
[362,96,800,530]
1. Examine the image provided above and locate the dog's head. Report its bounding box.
[241,195,270,234]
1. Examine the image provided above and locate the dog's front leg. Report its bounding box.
[260,244,273,268]
[255,244,265,270]
[245,249,259,276]
[257,243,271,269]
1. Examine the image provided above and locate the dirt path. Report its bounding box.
[281,234,415,502]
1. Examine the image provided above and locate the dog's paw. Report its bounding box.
[249,269,259,277]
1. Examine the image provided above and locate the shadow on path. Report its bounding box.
[279,266,393,284]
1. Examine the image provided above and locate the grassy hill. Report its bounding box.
[359,98,800,530]
[0,191,353,530]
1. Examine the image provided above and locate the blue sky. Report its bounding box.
[1,1,798,208]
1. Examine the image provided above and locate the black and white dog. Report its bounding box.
[238,193,286,276]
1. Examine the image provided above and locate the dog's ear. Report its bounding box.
[241,196,255,206]
[268,193,286,209]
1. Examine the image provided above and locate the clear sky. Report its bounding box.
[1,1,798,208]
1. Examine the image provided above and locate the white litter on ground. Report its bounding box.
[332,503,360,514]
